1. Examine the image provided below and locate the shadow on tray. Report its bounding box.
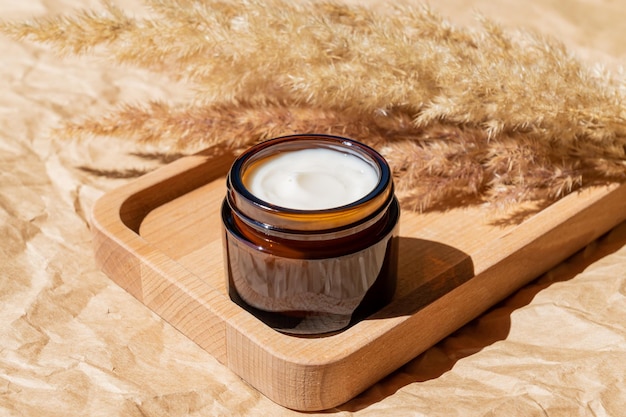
[336,220,626,412]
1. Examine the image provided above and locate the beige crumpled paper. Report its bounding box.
[1,1,625,416]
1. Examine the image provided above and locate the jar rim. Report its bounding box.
[227,134,394,231]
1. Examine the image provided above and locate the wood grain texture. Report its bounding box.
[91,150,626,411]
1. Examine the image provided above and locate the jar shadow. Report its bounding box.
[371,236,474,319]
[227,236,473,336]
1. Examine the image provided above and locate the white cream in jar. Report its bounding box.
[223,134,400,334]
[243,147,379,210]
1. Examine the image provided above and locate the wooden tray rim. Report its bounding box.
[90,150,626,410]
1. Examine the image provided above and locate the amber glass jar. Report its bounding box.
[221,134,400,334]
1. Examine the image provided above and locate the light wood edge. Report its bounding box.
[91,154,236,363]
[90,151,626,411]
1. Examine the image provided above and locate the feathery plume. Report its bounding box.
[2,0,625,214]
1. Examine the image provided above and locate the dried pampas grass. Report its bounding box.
[2,0,625,213]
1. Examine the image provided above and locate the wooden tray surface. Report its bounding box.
[91,149,626,411]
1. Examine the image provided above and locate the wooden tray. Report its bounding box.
[91,149,626,411]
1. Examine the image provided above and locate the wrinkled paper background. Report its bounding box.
[2,0,626,416]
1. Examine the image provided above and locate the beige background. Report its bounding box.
[2,0,626,416]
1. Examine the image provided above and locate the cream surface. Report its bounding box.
[244,148,379,210]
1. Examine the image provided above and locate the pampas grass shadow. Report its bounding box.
[337,220,626,412]
[78,165,150,179]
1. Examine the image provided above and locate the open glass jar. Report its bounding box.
[221,134,400,334]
